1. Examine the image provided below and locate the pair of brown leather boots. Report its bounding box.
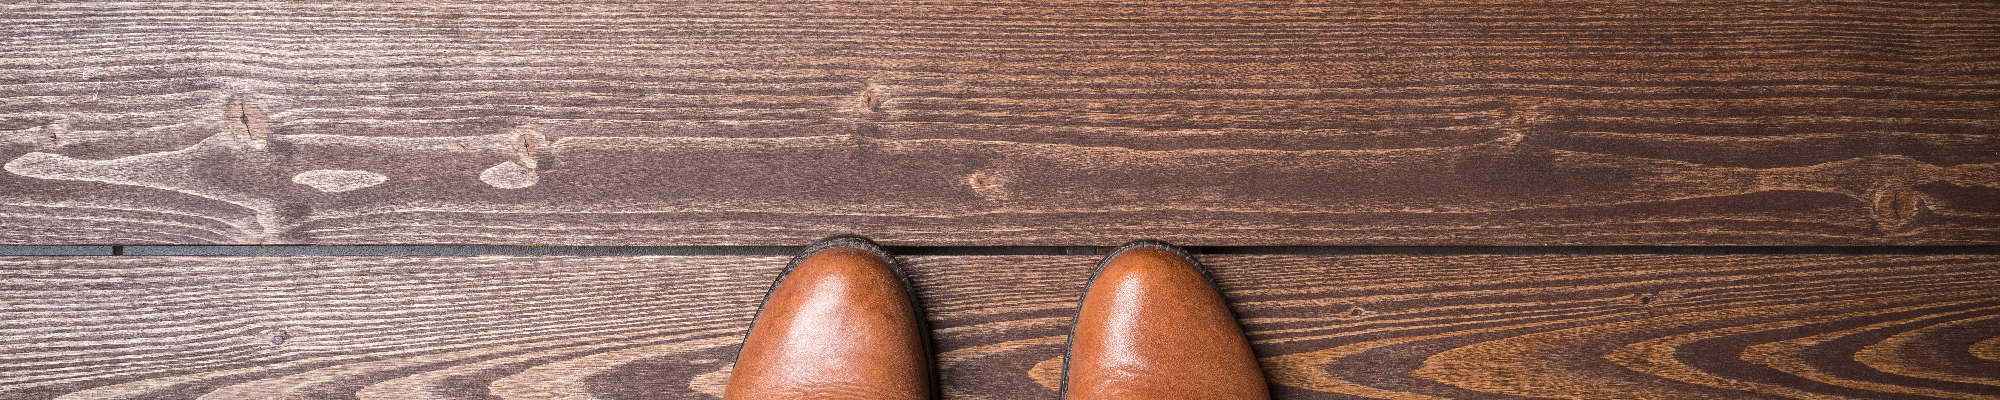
[723,237,1270,399]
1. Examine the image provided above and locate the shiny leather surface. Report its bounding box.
[1066,247,1270,399]
[724,247,930,400]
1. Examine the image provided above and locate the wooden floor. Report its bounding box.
[3,255,1997,399]
[2,1,1998,245]
[4,0,1999,399]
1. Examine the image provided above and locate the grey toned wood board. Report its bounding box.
[3,1,1998,245]
[3,255,1996,399]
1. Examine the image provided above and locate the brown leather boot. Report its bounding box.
[1061,240,1269,399]
[724,236,934,400]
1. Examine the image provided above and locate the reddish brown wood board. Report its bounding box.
[2,1,1998,245]
[3,255,1996,399]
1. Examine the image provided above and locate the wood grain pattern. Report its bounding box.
[3,1,1998,245]
[3,254,1995,399]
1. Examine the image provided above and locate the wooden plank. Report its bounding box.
[2,1,1998,245]
[3,255,1996,399]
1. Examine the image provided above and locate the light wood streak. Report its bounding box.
[1744,305,2000,400]
[1856,313,2000,388]
[1976,336,2000,362]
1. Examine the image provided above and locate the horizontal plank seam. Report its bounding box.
[2,245,1998,256]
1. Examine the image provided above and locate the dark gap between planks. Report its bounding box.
[1,245,1998,256]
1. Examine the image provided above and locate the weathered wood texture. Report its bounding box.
[2,1,1997,245]
[3,255,1995,399]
